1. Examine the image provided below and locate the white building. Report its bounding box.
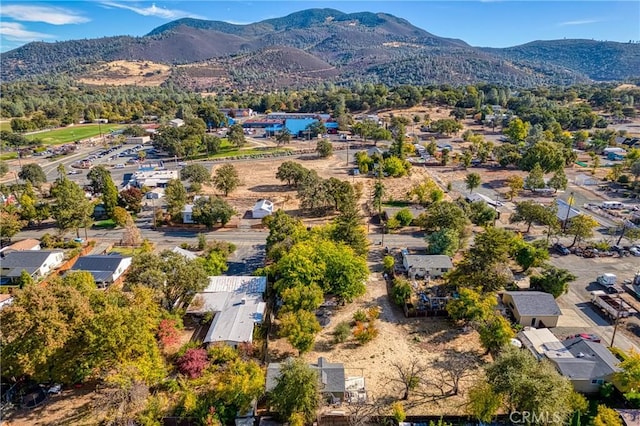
[70,254,132,287]
[130,169,178,188]
[0,250,65,285]
[188,276,267,348]
[252,199,274,219]
[401,251,453,279]
[125,136,151,145]
[169,118,185,128]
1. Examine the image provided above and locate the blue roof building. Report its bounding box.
[285,118,318,137]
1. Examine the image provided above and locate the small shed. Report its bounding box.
[502,291,562,328]
[252,199,274,219]
[574,173,600,186]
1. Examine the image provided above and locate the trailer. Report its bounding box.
[591,290,636,319]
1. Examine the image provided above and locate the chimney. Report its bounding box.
[241,297,246,305]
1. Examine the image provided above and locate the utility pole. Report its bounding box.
[562,191,575,232]
[610,294,623,348]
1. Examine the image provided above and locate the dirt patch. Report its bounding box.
[78,60,171,87]
[269,266,488,415]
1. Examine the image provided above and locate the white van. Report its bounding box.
[114,163,125,169]
[601,201,624,210]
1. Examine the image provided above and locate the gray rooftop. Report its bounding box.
[0,250,63,278]
[403,254,453,270]
[71,255,128,274]
[552,338,621,380]
[266,357,345,394]
[504,291,562,316]
[171,246,198,261]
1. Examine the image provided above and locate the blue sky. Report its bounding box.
[1,1,639,52]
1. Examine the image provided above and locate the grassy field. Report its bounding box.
[25,124,125,145]
[0,122,11,132]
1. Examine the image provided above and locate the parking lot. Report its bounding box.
[549,252,640,351]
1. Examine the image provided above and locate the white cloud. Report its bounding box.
[100,2,204,19]
[558,19,600,26]
[0,22,53,41]
[1,4,90,25]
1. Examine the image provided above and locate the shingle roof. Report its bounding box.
[403,254,453,270]
[1,250,63,277]
[70,255,130,283]
[559,338,621,379]
[504,291,562,316]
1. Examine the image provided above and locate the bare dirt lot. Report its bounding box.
[78,60,171,87]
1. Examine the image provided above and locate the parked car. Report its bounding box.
[630,247,640,257]
[553,243,570,256]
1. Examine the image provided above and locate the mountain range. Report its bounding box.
[2,8,639,89]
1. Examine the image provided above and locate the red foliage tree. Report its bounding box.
[157,319,180,348]
[176,347,209,379]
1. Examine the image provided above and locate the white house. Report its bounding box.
[70,254,132,287]
[0,238,41,254]
[252,199,274,219]
[401,251,453,279]
[182,204,194,224]
[188,276,267,348]
[169,118,185,128]
[0,250,65,285]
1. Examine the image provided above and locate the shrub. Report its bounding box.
[353,321,379,345]
[392,401,406,423]
[391,278,412,306]
[618,175,631,184]
[176,347,209,379]
[157,318,180,348]
[395,208,414,226]
[367,307,381,321]
[333,321,351,344]
[383,255,395,274]
[353,309,367,323]
[386,217,401,231]
[207,343,239,365]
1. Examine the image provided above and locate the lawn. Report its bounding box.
[0,152,18,160]
[0,121,11,132]
[93,219,116,229]
[25,124,125,145]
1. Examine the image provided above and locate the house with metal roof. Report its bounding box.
[266,357,346,403]
[70,254,132,288]
[252,199,274,219]
[187,276,267,348]
[0,250,64,285]
[503,291,562,328]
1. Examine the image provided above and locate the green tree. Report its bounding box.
[276,161,309,187]
[227,123,246,147]
[467,381,502,423]
[102,175,119,219]
[276,129,292,146]
[505,175,524,201]
[566,214,599,247]
[18,184,38,225]
[548,168,568,193]
[316,140,333,158]
[279,310,322,354]
[426,228,460,256]
[125,250,209,312]
[395,208,414,226]
[165,179,187,218]
[510,201,556,233]
[112,206,132,227]
[216,358,266,414]
[503,117,530,143]
[391,277,412,306]
[417,201,469,239]
[213,163,241,196]
[332,203,369,257]
[196,247,230,276]
[191,196,236,228]
[524,163,546,191]
[87,165,112,195]
[180,164,211,183]
[0,161,8,177]
[467,201,497,227]
[431,118,463,136]
[263,210,308,261]
[372,181,385,215]
[511,239,550,272]
[18,163,47,187]
[485,346,575,421]
[520,141,565,172]
[268,358,319,424]
[383,255,395,274]
[50,177,93,237]
[529,266,576,298]
[307,121,327,138]
[383,156,409,177]
[446,288,496,323]
[465,173,481,194]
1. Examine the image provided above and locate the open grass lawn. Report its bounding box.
[25,124,125,145]
[0,152,18,160]
[0,121,11,132]
[93,219,116,229]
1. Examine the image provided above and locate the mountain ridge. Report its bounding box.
[2,8,638,87]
